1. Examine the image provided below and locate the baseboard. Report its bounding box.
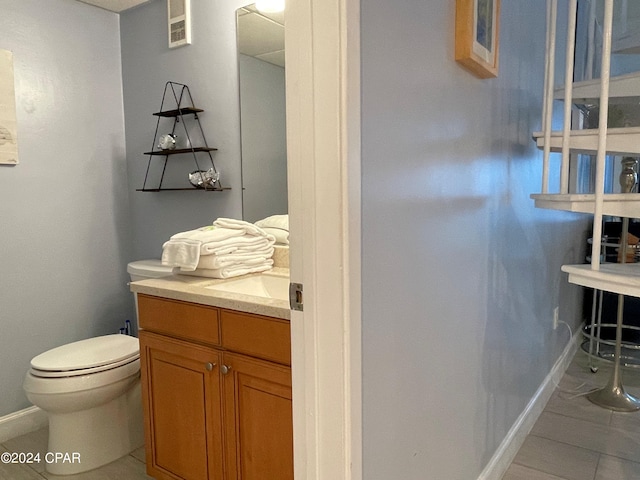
[0,406,48,444]
[477,325,582,480]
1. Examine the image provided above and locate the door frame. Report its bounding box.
[285,0,362,479]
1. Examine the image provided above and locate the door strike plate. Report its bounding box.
[289,282,303,311]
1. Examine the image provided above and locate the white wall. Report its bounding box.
[120,0,250,260]
[0,0,132,416]
[360,1,590,478]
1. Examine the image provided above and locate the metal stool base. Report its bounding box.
[588,383,640,412]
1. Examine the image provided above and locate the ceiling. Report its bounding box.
[237,5,285,68]
[74,1,285,68]
[75,0,150,12]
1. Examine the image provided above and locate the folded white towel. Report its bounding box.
[213,217,268,237]
[261,227,289,245]
[255,214,289,231]
[160,238,202,270]
[179,260,274,279]
[196,247,274,270]
[170,225,245,243]
[255,214,289,245]
[201,235,274,256]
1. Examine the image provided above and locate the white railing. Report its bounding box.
[542,0,615,271]
[561,0,578,193]
[541,0,557,195]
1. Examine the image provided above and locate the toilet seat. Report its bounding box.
[30,356,140,378]
[30,334,139,378]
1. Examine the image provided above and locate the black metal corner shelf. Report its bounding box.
[139,82,229,193]
[143,147,218,156]
[136,187,231,192]
[152,107,204,117]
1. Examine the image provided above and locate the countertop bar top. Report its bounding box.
[129,267,291,320]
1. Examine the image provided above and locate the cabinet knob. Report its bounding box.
[205,362,216,371]
[221,364,232,375]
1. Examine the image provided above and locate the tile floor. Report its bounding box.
[502,350,640,480]
[0,427,152,479]
[2,350,639,480]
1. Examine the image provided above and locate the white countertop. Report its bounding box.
[129,267,291,320]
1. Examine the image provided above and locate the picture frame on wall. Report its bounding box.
[0,49,18,165]
[455,0,501,79]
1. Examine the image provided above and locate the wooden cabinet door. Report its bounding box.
[221,352,293,480]
[140,331,224,480]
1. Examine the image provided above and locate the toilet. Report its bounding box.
[127,259,176,334]
[127,258,176,282]
[23,259,174,475]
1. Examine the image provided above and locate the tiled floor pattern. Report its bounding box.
[502,350,640,480]
[2,351,639,480]
[0,427,152,479]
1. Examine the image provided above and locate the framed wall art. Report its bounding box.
[0,49,18,165]
[455,0,501,79]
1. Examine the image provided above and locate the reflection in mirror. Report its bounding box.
[236,4,287,223]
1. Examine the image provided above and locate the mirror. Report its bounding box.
[236,4,287,223]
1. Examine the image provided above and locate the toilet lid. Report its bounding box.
[30,335,139,377]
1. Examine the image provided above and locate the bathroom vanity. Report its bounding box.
[130,269,292,480]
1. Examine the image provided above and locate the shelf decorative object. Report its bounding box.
[138,81,229,192]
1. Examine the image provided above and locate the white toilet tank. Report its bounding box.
[127,260,174,336]
[127,259,174,282]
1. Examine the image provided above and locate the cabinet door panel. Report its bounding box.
[140,331,224,480]
[222,352,293,480]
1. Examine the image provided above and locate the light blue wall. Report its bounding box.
[361,1,590,478]
[0,0,132,416]
[120,0,249,260]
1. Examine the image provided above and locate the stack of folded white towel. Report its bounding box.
[161,218,275,278]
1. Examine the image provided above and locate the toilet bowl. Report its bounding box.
[23,335,144,475]
[22,259,173,475]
